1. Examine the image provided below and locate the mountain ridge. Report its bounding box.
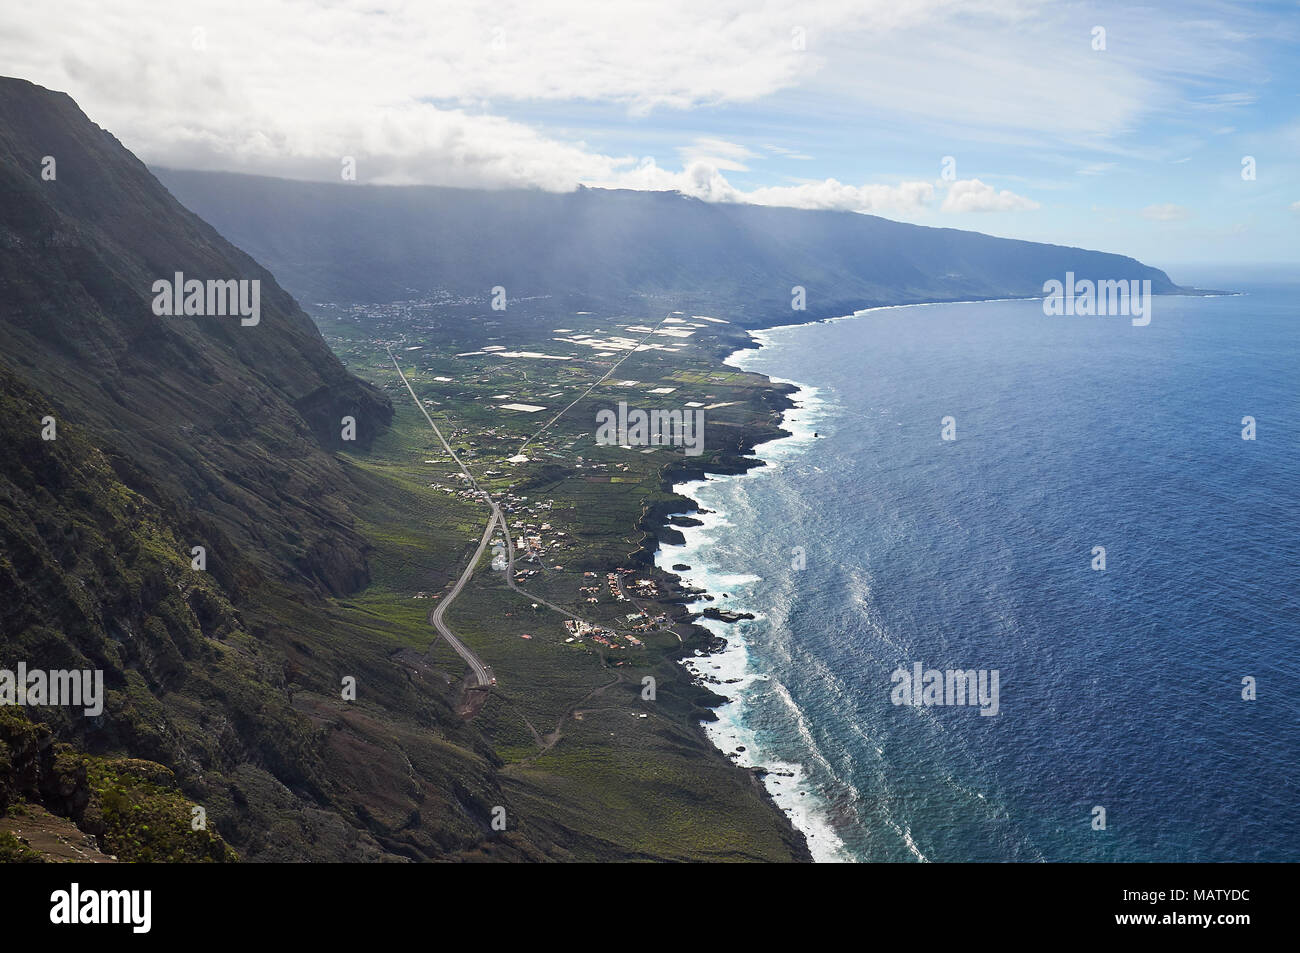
[0,78,395,595]
[0,77,514,862]
[152,167,1191,325]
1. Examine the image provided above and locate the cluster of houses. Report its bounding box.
[622,610,667,634]
[502,494,570,564]
[427,473,488,504]
[629,577,660,597]
[598,569,663,601]
[605,571,629,600]
[563,618,639,650]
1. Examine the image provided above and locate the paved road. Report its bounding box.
[502,529,585,622]
[389,327,680,689]
[430,512,496,688]
[388,349,496,689]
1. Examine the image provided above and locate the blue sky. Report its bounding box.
[6,0,1298,271]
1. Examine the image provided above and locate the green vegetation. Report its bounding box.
[0,830,43,863]
[0,77,807,861]
[313,302,810,861]
[0,310,809,860]
[85,760,237,862]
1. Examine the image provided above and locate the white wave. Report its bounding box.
[655,349,853,862]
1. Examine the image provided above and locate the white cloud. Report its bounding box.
[4,0,931,190]
[581,158,934,212]
[0,0,1272,207]
[1188,92,1257,109]
[764,144,816,160]
[588,163,1031,218]
[746,178,935,212]
[1141,203,1191,221]
[940,179,1040,213]
[677,138,759,173]
[1290,201,1300,215]
[2,0,911,136]
[805,2,1269,157]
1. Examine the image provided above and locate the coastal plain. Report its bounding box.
[315,297,812,861]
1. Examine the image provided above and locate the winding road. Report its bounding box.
[386,321,682,711]
[388,349,496,690]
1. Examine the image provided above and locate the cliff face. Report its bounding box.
[0,78,392,597]
[0,79,505,862]
[154,168,1185,325]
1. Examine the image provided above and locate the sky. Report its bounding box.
[3,0,1298,271]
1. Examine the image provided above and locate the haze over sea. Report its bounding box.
[658,276,1300,862]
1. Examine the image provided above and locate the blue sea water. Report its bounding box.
[658,282,1300,862]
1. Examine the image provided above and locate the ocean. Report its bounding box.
[657,280,1300,862]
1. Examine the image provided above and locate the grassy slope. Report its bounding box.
[0,360,527,861]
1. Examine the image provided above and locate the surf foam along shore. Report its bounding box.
[655,331,852,862]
